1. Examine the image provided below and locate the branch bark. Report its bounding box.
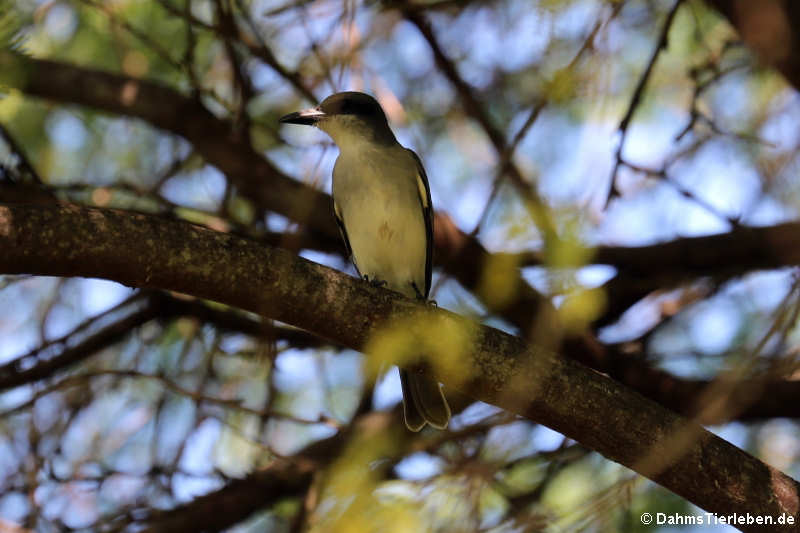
[1,202,798,530]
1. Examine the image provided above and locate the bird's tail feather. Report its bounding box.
[400,368,450,431]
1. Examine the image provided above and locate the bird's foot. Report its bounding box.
[411,282,437,306]
[364,275,388,288]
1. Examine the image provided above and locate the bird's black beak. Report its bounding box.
[279,107,326,126]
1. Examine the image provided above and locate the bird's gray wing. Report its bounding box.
[403,150,451,431]
[332,198,359,276]
[407,149,434,297]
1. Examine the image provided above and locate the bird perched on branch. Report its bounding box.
[280,91,450,431]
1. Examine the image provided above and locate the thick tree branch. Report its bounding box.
[593,221,800,280]
[1,202,798,530]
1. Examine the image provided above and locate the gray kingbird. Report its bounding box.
[280,91,450,431]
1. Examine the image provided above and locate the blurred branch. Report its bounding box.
[138,408,401,532]
[0,368,339,427]
[77,0,185,75]
[507,219,800,324]
[139,459,315,533]
[212,0,255,134]
[593,220,800,323]
[154,0,317,101]
[0,290,329,393]
[395,0,497,12]
[610,44,756,230]
[2,202,799,528]
[504,442,590,520]
[0,181,56,204]
[470,100,546,237]
[607,0,683,204]
[675,51,755,147]
[166,296,331,349]
[707,0,800,91]
[576,338,800,422]
[0,50,334,233]
[400,5,559,245]
[0,293,157,391]
[470,9,617,237]
[0,120,42,184]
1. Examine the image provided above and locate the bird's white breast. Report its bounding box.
[332,145,428,298]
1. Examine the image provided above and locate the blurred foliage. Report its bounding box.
[0,0,23,50]
[1,0,800,531]
[365,310,475,387]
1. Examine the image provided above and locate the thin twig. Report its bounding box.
[403,6,558,244]
[607,0,684,205]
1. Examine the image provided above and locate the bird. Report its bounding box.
[280,91,450,431]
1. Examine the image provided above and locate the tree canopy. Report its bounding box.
[2,0,800,532]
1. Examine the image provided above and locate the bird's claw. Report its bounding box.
[411,282,436,306]
[364,275,388,288]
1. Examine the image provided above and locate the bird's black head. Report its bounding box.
[279,91,396,145]
[318,92,387,119]
[279,92,389,125]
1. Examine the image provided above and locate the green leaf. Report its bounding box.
[0,0,24,51]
